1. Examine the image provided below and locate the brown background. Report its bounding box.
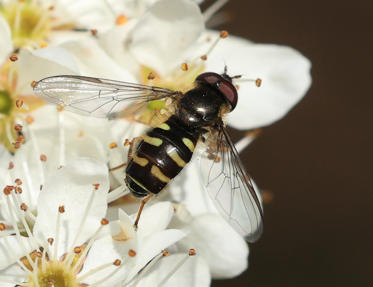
[207,0,372,286]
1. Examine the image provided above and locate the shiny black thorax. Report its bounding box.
[125,82,229,197]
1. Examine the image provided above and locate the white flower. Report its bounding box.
[0,157,186,286]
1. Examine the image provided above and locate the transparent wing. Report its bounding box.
[33,75,179,118]
[198,123,263,242]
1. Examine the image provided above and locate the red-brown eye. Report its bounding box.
[196,72,238,111]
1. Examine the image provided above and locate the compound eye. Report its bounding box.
[218,79,238,111]
[195,72,221,85]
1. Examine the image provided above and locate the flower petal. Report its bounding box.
[0,236,34,270]
[17,47,79,95]
[128,0,204,75]
[205,32,312,129]
[136,201,174,237]
[0,17,12,62]
[176,213,249,279]
[136,253,211,287]
[33,158,109,257]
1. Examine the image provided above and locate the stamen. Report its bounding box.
[109,142,118,149]
[107,185,130,203]
[181,63,188,71]
[200,30,229,61]
[155,250,196,287]
[233,77,262,87]
[235,129,261,154]
[53,205,64,261]
[77,259,121,283]
[203,0,229,23]
[16,99,24,108]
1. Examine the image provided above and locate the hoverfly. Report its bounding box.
[33,70,263,242]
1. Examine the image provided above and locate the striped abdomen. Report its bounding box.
[125,115,201,197]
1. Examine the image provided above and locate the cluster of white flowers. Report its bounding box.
[0,0,311,286]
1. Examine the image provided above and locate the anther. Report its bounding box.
[188,248,196,256]
[47,238,54,245]
[15,186,23,194]
[101,218,109,225]
[9,54,18,62]
[40,43,48,48]
[128,249,137,257]
[109,142,117,149]
[58,205,65,213]
[220,30,229,38]
[147,72,155,80]
[200,55,207,61]
[14,124,23,132]
[256,78,262,87]
[47,279,55,286]
[3,185,14,195]
[113,259,121,266]
[162,250,169,256]
[26,115,34,124]
[93,183,100,190]
[0,223,6,231]
[8,161,14,169]
[74,246,82,254]
[116,14,128,25]
[17,135,25,143]
[91,29,98,36]
[124,139,130,146]
[15,99,23,108]
[57,104,65,112]
[31,81,38,88]
[181,63,188,71]
[13,142,20,149]
[40,154,47,162]
[15,178,22,185]
[20,203,28,211]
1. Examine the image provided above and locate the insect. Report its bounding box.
[33,70,263,242]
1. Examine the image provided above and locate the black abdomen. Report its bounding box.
[125,115,201,197]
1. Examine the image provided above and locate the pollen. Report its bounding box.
[116,14,128,25]
[181,63,189,71]
[58,205,65,213]
[113,259,121,266]
[14,123,23,132]
[220,30,229,38]
[109,142,118,149]
[3,185,14,195]
[20,203,28,211]
[40,154,47,162]
[16,98,23,108]
[188,248,197,256]
[9,54,18,62]
[26,115,34,124]
[256,78,262,87]
[101,218,109,225]
[128,249,137,257]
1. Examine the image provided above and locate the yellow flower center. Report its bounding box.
[0,90,12,115]
[0,1,52,48]
[27,260,80,287]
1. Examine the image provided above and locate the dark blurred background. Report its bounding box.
[208,0,372,286]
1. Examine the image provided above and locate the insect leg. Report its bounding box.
[134,193,153,229]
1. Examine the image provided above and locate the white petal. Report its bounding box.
[129,0,204,75]
[126,229,186,281]
[136,253,211,287]
[136,201,174,237]
[0,236,34,269]
[206,32,312,130]
[0,17,12,62]
[176,214,249,279]
[33,158,109,257]
[17,47,79,95]
[79,235,128,286]
[60,37,137,81]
